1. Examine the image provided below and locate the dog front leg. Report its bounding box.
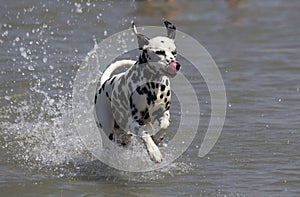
[130,121,162,163]
[148,110,170,145]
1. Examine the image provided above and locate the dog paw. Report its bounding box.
[142,131,163,163]
[149,147,163,163]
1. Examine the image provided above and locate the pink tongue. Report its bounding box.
[169,62,177,71]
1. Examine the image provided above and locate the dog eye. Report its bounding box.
[155,50,166,56]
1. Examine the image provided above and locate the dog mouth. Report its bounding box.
[163,61,181,77]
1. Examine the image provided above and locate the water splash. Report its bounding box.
[0,81,193,180]
[0,85,88,173]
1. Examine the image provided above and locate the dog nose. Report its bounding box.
[176,62,181,71]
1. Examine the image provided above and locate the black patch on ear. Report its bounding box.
[164,21,176,40]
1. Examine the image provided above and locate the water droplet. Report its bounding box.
[42,57,47,63]
[4,96,11,101]
[15,37,20,42]
[228,103,232,108]
[266,124,269,128]
[2,30,9,37]
[28,65,35,71]
[74,2,83,13]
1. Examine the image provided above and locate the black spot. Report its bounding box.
[130,97,134,108]
[161,84,166,92]
[166,105,170,110]
[156,83,159,88]
[106,92,109,98]
[167,90,170,96]
[110,76,116,84]
[98,88,102,94]
[132,108,138,116]
[146,91,156,105]
[114,121,120,129]
[164,98,167,103]
[161,40,164,43]
[138,120,144,125]
[142,87,148,93]
[96,121,102,128]
[155,50,166,56]
[139,50,148,63]
[146,82,150,89]
[144,112,149,120]
[133,116,138,120]
[136,86,143,95]
[109,133,114,140]
[102,80,107,90]
[165,101,170,109]
[94,94,97,104]
[160,94,164,99]
[166,79,169,86]
[151,82,155,89]
[140,108,149,119]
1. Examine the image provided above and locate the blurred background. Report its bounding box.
[0,0,299,196]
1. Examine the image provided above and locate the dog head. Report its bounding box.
[132,21,181,78]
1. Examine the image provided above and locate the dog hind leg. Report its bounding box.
[95,92,114,139]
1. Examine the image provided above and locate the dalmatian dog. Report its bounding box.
[94,21,181,163]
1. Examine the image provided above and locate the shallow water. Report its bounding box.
[1,0,300,196]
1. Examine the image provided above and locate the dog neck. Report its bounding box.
[137,51,164,82]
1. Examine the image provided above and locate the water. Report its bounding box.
[1,0,300,196]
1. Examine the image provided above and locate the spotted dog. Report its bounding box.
[94,21,181,163]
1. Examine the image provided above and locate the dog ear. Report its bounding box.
[132,22,149,50]
[164,21,176,40]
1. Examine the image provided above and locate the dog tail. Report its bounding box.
[100,59,136,86]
